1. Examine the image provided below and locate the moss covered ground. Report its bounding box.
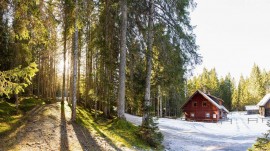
[76,106,152,150]
[0,97,44,135]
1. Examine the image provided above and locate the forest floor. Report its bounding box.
[0,102,116,151]
[126,113,270,151]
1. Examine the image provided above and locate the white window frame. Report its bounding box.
[205,112,210,118]
[191,113,195,117]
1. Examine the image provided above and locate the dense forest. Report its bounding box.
[187,64,270,111]
[0,0,200,117]
[0,0,201,149]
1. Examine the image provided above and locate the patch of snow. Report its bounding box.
[125,112,270,151]
[245,105,258,110]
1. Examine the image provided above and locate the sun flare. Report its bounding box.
[57,58,69,75]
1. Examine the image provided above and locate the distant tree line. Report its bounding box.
[187,64,270,111]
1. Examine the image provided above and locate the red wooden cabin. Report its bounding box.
[181,90,229,122]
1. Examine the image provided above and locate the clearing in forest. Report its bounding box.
[126,112,270,151]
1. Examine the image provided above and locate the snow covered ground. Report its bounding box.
[125,112,270,151]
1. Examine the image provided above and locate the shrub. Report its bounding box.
[0,100,17,117]
[137,117,163,149]
[249,121,270,151]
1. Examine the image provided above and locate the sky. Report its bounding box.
[190,0,270,82]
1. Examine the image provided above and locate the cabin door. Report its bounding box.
[262,107,265,116]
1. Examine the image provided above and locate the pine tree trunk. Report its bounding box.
[37,52,41,97]
[157,85,160,117]
[71,0,78,122]
[66,51,70,103]
[89,43,93,106]
[94,58,98,118]
[129,54,134,114]
[62,23,67,104]
[142,0,154,127]
[49,54,53,98]
[77,32,81,103]
[53,57,56,100]
[117,0,127,119]
[103,0,109,118]
[70,39,74,105]
[84,1,93,108]
[85,43,89,107]
[85,23,90,107]
[160,96,162,117]
[40,59,44,97]
[159,88,162,117]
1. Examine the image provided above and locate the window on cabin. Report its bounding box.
[193,102,197,107]
[202,101,207,107]
[191,113,195,117]
[205,112,210,118]
[213,114,216,118]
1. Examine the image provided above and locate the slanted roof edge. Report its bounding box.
[257,94,270,106]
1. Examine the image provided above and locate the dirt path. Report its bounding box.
[0,102,116,151]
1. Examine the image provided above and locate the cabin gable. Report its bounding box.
[262,99,270,116]
[182,91,225,122]
[264,100,270,108]
[182,93,218,111]
[257,94,270,117]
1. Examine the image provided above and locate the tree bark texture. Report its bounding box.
[77,31,82,103]
[142,0,154,127]
[62,23,67,104]
[117,0,127,119]
[71,0,78,122]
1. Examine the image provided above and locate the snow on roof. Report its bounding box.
[257,94,270,106]
[245,105,258,111]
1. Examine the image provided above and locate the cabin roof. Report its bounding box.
[257,94,270,106]
[199,90,222,109]
[181,90,229,113]
[207,94,224,103]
